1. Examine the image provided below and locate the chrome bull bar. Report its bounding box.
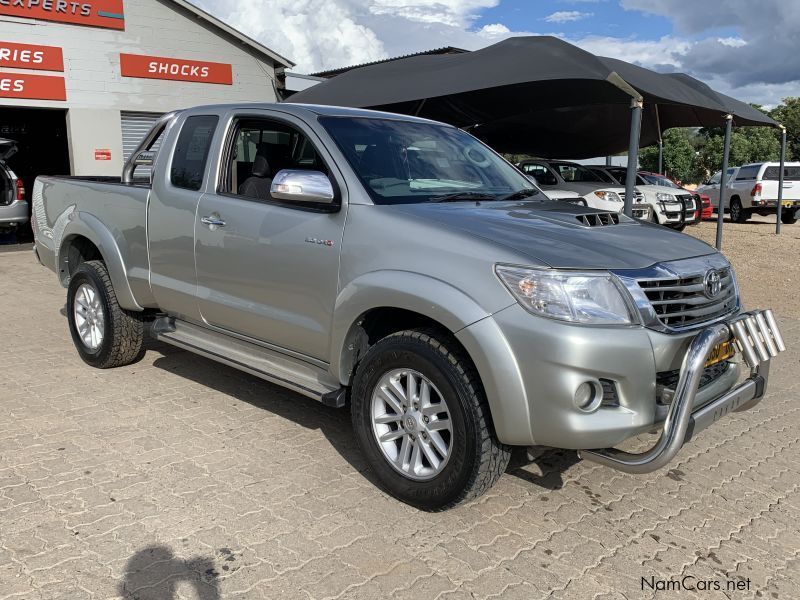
[578,309,784,474]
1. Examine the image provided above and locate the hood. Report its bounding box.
[546,182,605,195]
[390,200,718,270]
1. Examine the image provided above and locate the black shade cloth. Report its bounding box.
[289,36,776,158]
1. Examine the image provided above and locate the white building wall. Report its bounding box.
[0,0,281,174]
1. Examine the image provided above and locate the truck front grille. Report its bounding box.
[637,267,737,328]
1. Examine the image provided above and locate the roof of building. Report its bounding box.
[166,0,295,68]
[310,46,467,78]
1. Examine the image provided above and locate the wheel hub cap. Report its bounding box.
[370,368,453,481]
[73,283,105,351]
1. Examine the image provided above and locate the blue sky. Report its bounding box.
[202,0,799,107]
[475,1,675,38]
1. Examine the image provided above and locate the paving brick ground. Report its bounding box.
[1,246,799,600]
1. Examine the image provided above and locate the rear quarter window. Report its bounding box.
[736,165,759,180]
[170,115,219,191]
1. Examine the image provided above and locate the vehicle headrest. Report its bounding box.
[251,153,270,178]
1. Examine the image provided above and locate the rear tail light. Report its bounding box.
[750,183,762,197]
[15,179,24,202]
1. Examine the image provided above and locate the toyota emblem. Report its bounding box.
[703,269,723,298]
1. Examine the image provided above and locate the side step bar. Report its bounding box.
[152,317,347,407]
[579,309,784,474]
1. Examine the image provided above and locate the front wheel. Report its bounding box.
[67,260,145,368]
[351,329,510,510]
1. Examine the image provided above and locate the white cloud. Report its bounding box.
[195,0,797,107]
[477,23,511,36]
[544,11,593,23]
[368,0,499,27]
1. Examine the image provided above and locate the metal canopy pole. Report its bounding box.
[624,99,643,217]
[655,104,663,175]
[715,114,733,250]
[776,125,786,234]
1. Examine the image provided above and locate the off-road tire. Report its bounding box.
[730,197,749,223]
[351,328,510,510]
[67,260,145,369]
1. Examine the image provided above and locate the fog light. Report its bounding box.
[574,381,602,413]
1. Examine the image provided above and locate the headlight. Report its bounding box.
[495,265,638,325]
[593,190,621,202]
[656,192,677,202]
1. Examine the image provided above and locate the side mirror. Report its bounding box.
[525,174,539,184]
[271,169,335,204]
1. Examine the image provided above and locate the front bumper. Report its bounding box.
[658,199,698,225]
[457,304,784,457]
[580,309,784,473]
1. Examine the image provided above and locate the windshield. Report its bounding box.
[550,162,604,183]
[319,116,535,204]
[640,173,682,189]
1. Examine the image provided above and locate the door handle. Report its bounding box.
[201,215,226,228]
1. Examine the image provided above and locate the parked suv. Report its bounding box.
[587,166,699,230]
[0,139,28,232]
[518,159,650,218]
[697,162,800,224]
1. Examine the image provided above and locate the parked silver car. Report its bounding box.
[33,104,785,509]
[0,139,28,231]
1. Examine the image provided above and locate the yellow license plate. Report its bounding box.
[706,340,735,367]
[782,201,794,207]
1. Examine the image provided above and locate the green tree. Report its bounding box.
[697,126,780,179]
[639,128,702,183]
[770,97,800,160]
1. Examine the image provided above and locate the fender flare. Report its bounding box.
[57,212,143,311]
[330,270,492,384]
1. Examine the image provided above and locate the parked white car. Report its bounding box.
[696,162,800,224]
[518,160,650,218]
[587,166,698,231]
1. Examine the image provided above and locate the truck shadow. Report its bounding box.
[505,446,580,490]
[148,340,578,494]
[118,545,220,600]
[148,341,374,482]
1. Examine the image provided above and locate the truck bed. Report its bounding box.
[33,175,152,308]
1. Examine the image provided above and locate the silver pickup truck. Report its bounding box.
[32,104,785,510]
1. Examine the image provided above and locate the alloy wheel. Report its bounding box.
[370,368,453,481]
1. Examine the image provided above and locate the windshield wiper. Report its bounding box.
[428,192,499,203]
[497,188,540,201]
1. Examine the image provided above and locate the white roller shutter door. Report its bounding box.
[121,111,163,179]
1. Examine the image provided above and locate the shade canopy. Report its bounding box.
[289,36,639,127]
[288,35,776,158]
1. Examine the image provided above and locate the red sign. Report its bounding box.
[0,0,124,30]
[120,53,233,85]
[0,41,63,71]
[0,71,66,100]
[95,149,111,160]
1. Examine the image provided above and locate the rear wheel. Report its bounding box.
[351,329,510,510]
[781,210,797,225]
[730,198,749,223]
[67,260,144,368]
